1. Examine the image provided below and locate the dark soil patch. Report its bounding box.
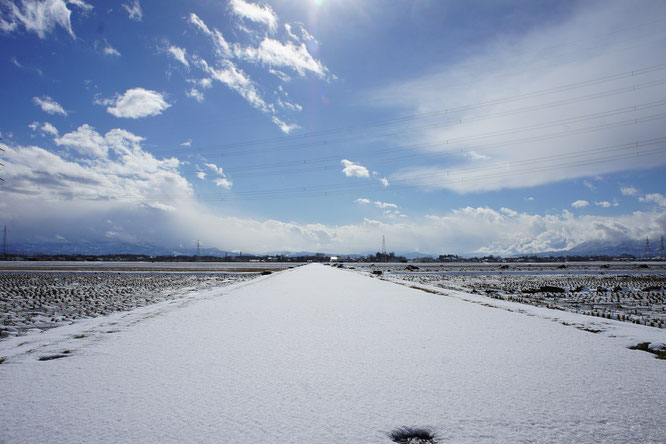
[389,427,438,443]
[629,342,666,360]
[38,354,69,361]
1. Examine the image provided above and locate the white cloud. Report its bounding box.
[54,124,108,157]
[167,45,189,67]
[40,121,58,136]
[501,207,518,217]
[276,98,302,112]
[103,43,120,56]
[204,59,268,112]
[365,0,666,193]
[122,0,142,21]
[32,96,67,116]
[188,13,231,58]
[571,200,589,208]
[373,201,398,209]
[621,186,638,196]
[205,163,224,176]
[204,163,233,189]
[341,159,370,178]
[28,121,39,131]
[103,88,171,119]
[2,135,665,255]
[379,177,390,187]
[186,11,329,132]
[214,177,233,189]
[639,193,666,207]
[196,171,206,180]
[269,68,291,82]
[180,139,192,147]
[187,88,204,102]
[354,198,398,210]
[468,151,490,161]
[595,201,612,208]
[1,0,92,38]
[236,38,327,78]
[228,0,277,32]
[271,116,299,134]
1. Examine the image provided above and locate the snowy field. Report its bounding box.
[0,272,261,338]
[0,260,299,272]
[1,263,665,442]
[349,262,666,329]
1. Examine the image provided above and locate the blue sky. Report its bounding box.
[1,0,665,255]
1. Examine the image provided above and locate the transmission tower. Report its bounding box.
[660,235,664,259]
[381,235,387,260]
[196,240,201,260]
[2,225,6,256]
[645,236,650,259]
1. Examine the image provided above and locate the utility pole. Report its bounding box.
[645,236,650,259]
[2,225,6,256]
[0,136,5,183]
[660,235,664,259]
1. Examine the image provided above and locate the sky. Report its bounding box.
[1,0,665,256]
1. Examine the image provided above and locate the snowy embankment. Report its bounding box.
[1,264,665,443]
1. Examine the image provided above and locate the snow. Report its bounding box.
[1,263,665,442]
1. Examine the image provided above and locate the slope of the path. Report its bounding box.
[1,263,665,443]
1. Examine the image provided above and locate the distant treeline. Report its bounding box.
[0,252,660,262]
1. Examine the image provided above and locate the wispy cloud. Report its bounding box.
[186,88,204,102]
[122,0,142,21]
[271,116,299,134]
[103,44,120,56]
[205,163,232,189]
[595,201,612,208]
[32,96,67,116]
[354,198,398,209]
[0,0,92,38]
[96,39,120,56]
[366,1,666,193]
[571,200,589,208]
[167,45,189,67]
[235,38,328,78]
[188,13,231,58]
[228,0,277,32]
[621,186,638,196]
[185,8,327,133]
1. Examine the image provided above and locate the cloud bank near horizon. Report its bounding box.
[2,133,665,255]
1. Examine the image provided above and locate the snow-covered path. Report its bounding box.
[1,264,665,443]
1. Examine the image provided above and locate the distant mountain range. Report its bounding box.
[4,238,662,258]
[529,238,661,258]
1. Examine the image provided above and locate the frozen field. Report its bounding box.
[1,263,665,443]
